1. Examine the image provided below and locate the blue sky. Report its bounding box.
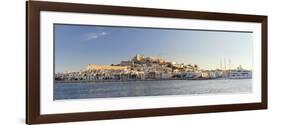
[55,24,253,73]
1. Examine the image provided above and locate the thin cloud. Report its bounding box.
[84,31,108,41]
[100,31,107,36]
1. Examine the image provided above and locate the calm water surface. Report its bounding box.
[54,79,252,100]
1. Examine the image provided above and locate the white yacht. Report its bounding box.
[229,66,252,79]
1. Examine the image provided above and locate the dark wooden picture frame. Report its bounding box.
[26,1,267,124]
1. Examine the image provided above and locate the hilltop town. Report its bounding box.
[55,54,252,82]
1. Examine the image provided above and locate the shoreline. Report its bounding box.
[54,78,247,84]
[55,79,191,83]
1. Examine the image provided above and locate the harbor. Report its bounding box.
[55,54,252,83]
[54,54,253,100]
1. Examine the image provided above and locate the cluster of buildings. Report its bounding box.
[55,54,252,82]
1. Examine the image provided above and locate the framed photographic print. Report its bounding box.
[26,1,268,124]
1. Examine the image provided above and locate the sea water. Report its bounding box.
[54,79,252,100]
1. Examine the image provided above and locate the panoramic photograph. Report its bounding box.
[54,24,253,100]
